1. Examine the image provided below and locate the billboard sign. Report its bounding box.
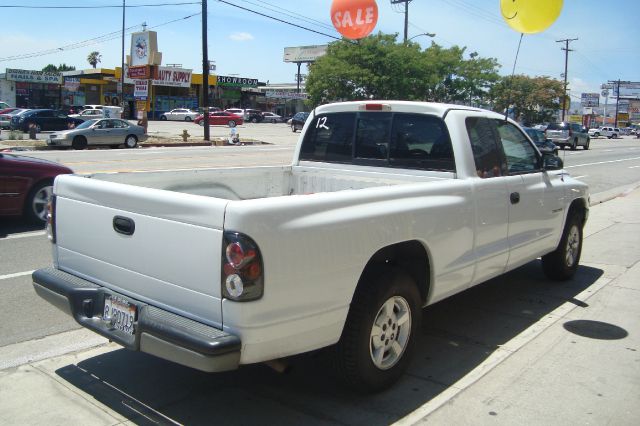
[283,45,328,63]
[265,91,308,100]
[613,83,640,98]
[581,92,599,107]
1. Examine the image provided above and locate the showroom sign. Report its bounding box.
[217,75,258,87]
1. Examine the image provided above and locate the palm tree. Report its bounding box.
[87,51,102,69]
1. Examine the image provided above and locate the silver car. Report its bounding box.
[160,108,199,121]
[48,118,148,149]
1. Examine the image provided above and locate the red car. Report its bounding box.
[194,111,244,127]
[0,153,73,224]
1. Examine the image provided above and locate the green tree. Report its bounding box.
[87,51,102,69]
[490,75,564,124]
[305,33,500,107]
[42,63,76,72]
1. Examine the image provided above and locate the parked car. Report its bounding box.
[69,108,106,121]
[0,153,73,223]
[261,112,283,123]
[0,108,26,129]
[224,108,245,117]
[160,108,199,122]
[545,122,590,150]
[0,101,11,110]
[523,127,560,155]
[290,111,310,132]
[9,109,84,133]
[588,127,603,138]
[245,109,264,123]
[599,126,620,139]
[82,104,103,110]
[195,111,244,127]
[47,118,147,149]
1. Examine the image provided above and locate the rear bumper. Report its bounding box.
[32,267,241,372]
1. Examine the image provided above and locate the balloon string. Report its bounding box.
[505,33,524,121]
[511,33,524,76]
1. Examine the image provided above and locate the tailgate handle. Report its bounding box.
[113,216,135,236]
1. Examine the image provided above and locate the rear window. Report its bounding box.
[546,123,569,130]
[300,112,454,172]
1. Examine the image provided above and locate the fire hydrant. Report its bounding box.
[181,129,190,142]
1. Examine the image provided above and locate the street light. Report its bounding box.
[407,33,436,42]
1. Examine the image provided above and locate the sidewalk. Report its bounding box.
[0,188,638,425]
[397,187,640,425]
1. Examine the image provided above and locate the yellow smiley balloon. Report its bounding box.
[500,0,563,34]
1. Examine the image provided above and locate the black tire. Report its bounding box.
[330,269,421,392]
[583,138,590,150]
[160,115,167,121]
[71,135,87,150]
[291,124,297,133]
[228,120,236,128]
[24,181,53,224]
[185,116,192,122]
[570,139,577,150]
[251,117,258,123]
[124,135,138,148]
[594,132,600,138]
[198,120,204,127]
[542,213,583,280]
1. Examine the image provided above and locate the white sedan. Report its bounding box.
[261,112,283,123]
[160,108,199,122]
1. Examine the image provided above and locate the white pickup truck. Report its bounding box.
[33,101,589,392]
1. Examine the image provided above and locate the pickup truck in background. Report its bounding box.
[33,101,589,392]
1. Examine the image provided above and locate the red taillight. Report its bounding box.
[359,103,391,111]
[222,232,263,301]
[46,195,56,243]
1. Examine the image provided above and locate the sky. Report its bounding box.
[1,0,638,105]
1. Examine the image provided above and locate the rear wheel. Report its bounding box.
[570,139,577,150]
[228,120,236,127]
[124,135,138,148]
[160,115,167,121]
[330,270,421,392]
[583,138,590,150]
[71,135,87,150]
[542,213,583,280]
[185,116,192,122]
[24,181,52,224]
[291,124,297,132]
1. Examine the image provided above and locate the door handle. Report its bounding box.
[113,216,135,235]
[510,192,520,204]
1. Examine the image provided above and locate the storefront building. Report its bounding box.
[3,69,63,109]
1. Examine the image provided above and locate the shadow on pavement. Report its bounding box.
[55,261,603,425]
[0,217,44,238]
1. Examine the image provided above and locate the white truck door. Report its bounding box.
[494,120,565,268]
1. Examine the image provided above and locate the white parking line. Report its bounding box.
[629,165,640,169]
[573,175,588,179]
[0,270,34,281]
[565,156,640,169]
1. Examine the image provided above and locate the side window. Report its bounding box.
[494,121,540,174]
[38,110,54,118]
[390,113,454,171]
[355,113,391,160]
[466,117,505,178]
[299,112,355,163]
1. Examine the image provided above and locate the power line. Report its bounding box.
[0,2,200,9]
[216,0,343,41]
[0,13,201,63]
[238,0,336,32]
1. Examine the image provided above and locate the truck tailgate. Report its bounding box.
[53,175,228,328]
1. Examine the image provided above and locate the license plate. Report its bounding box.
[103,295,136,335]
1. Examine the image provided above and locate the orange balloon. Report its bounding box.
[331,0,378,40]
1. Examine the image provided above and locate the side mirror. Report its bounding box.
[542,152,563,170]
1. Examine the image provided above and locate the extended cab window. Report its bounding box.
[300,112,455,172]
[494,121,540,174]
[466,117,506,178]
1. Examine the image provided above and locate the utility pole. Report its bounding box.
[556,38,578,122]
[201,0,209,141]
[391,0,412,43]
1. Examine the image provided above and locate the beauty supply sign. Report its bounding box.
[153,67,192,88]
